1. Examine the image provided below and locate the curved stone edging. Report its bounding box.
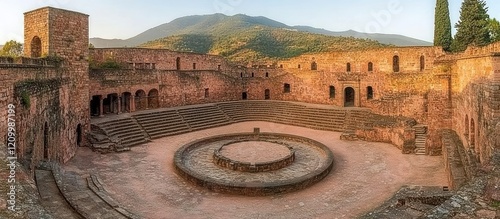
[174,132,334,196]
[213,140,295,172]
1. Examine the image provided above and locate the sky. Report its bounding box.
[1,0,500,44]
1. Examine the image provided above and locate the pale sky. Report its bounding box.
[1,0,499,44]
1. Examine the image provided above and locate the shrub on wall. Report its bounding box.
[20,90,30,108]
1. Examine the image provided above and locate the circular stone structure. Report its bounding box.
[174,132,334,196]
[213,140,295,172]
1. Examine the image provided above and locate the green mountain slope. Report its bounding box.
[90,14,431,49]
[141,26,388,63]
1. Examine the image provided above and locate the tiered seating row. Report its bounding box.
[93,101,371,146]
[96,118,148,149]
[177,105,231,130]
[218,101,347,132]
[134,109,190,138]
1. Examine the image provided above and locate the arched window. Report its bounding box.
[367,86,374,99]
[420,55,425,71]
[393,55,400,72]
[329,86,335,99]
[265,72,269,77]
[311,61,317,70]
[368,62,373,72]
[31,36,42,58]
[251,72,254,77]
[298,64,301,69]
[193,63,196,70]
[204,88,209,98]
[265,89,270,99]
[240,72,243,78]
[346,63,351,72]
[176,57,181,70]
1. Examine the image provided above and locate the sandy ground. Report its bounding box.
[65,122,447,219]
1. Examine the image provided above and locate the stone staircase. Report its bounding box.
[91,101,374,151]
[95,117,149,152]
[414,125,428,155]
[177,104,231,131]
[341,109,370,140]
[134,109,191,139]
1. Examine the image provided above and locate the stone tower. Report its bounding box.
[23,7,90,162]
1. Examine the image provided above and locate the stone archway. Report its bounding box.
[135,90,147,110]
[148,89,159,109]
[242,92,248,100]
[31,36,42,58]
[90,95,101,116]
[122,92,132,112]
[344,87,355,107]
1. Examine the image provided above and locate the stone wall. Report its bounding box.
[90,48,231,72]
[450,42,500,164]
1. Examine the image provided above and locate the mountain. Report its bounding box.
[141,29,388,63]
[90,14,431,48]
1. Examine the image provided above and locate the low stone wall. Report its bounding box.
[213,140,295,172]
[174,132,334,196]
[355,114,416,154]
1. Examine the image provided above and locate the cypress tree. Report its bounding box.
[434,0,452,51]
[452,0,491,52]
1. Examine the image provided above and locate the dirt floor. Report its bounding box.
[65,122,447,219]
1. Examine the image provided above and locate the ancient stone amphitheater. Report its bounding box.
[1,6,500,219]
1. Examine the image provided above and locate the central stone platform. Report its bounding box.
[174,132,334,196]
[214,140,295,172]
[219,141,291,163]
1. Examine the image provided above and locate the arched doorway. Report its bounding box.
[90,95,101,116]
[31,36,42,58]
[148,89,159,109]
[242,92,248,100]
[264,89,270,100]
[43,122,48,159]
[344,87,355,107]
[176,57,181,70]
[122,92,132,112]
[135,90,147,110]
[76,124,82,147]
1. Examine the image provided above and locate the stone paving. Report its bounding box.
[183,138,325,184]
[64,121,447,219]
[219,141,291,163]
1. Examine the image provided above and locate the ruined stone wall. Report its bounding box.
[89,48,232,73]
[89,68,241,109]
[451,42,500,164]
[0,65,73,176]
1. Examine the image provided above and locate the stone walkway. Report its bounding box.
[64,121,447,219]
[35,170,82,219]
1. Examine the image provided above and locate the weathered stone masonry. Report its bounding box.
[1,7,500,192]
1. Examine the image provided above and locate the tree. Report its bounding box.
[488,18,500,42]
[452,0,490,52]
[0,40,23,57]
[434,0,452,51]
